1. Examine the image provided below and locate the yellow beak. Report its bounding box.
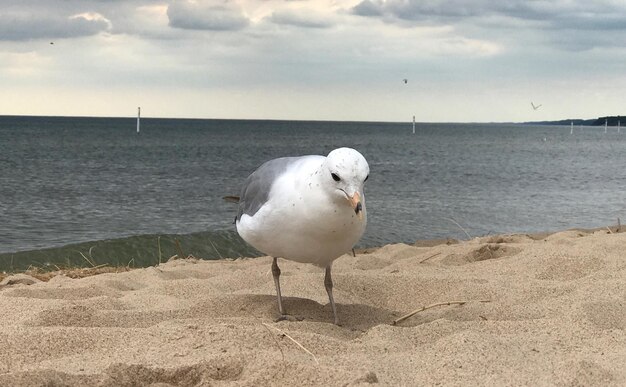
[348,191,363,219]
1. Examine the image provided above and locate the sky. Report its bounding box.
[1,0,626,122]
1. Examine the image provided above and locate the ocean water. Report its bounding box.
[1,116,625,270]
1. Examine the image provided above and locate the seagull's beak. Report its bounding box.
[347,191,363,219]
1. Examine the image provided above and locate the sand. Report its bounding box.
[0,229,624,386]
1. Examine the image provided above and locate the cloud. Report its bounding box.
[2,0,626,122]
[350,0,626,26]
[350,0,626,51]
[267,9,335,28]
[352,0,384,17]
[350,0,493,21]
[0,12,110,41]
[167,1,250,31]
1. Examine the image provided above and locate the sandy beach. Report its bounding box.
[0,228,624,386]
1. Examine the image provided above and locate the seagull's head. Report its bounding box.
[323,147,369,220]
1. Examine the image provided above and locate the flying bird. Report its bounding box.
[531,102,542,111]
[233,147,369,325]
[403,79,408,84]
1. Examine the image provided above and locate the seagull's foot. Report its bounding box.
[274,314,304,323]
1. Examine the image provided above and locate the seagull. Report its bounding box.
[403,79,408,84]
[234,147,369,325]
[531,102,542,111]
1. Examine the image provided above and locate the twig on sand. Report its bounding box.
[392,299,491,325]
[419,252,441,263]
[262,323,319,365]
[254,317,287,380]
[606,226,613,234]
[259,321,285,363]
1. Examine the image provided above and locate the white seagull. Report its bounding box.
[235,147,369,325]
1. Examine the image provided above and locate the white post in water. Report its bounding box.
[412,115,415,134]
[570,121,573,135]
[137,107,141,133]
[605,119,608,134]
[618,120,621,133]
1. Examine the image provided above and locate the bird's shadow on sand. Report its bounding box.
[281,297,399,330]
[193,294,398,331]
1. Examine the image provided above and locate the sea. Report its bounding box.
[1,115,625,271]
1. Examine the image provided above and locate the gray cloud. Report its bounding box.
[352,0,626,25]
[350,0,626,50]
[0,12,109,41]
[548,12,626,32]
[353,0,493,20]
[167,2,249,31]
[352,0,384,17]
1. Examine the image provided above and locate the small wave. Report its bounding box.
[0,230,261,272]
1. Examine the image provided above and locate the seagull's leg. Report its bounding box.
[271,257,286,316]
[324,265,340,325]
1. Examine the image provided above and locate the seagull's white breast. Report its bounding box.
[236,157,366,267]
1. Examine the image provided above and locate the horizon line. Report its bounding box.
[1,113,613,126]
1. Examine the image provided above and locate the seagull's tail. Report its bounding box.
[223,195,240,204]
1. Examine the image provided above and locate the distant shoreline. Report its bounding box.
[1,114,623,126]
[522,115,624,126]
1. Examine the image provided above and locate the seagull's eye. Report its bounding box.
[331,172,341,182]
[364,174,369,182]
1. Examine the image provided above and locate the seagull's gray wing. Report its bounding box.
[237,156,302,221]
